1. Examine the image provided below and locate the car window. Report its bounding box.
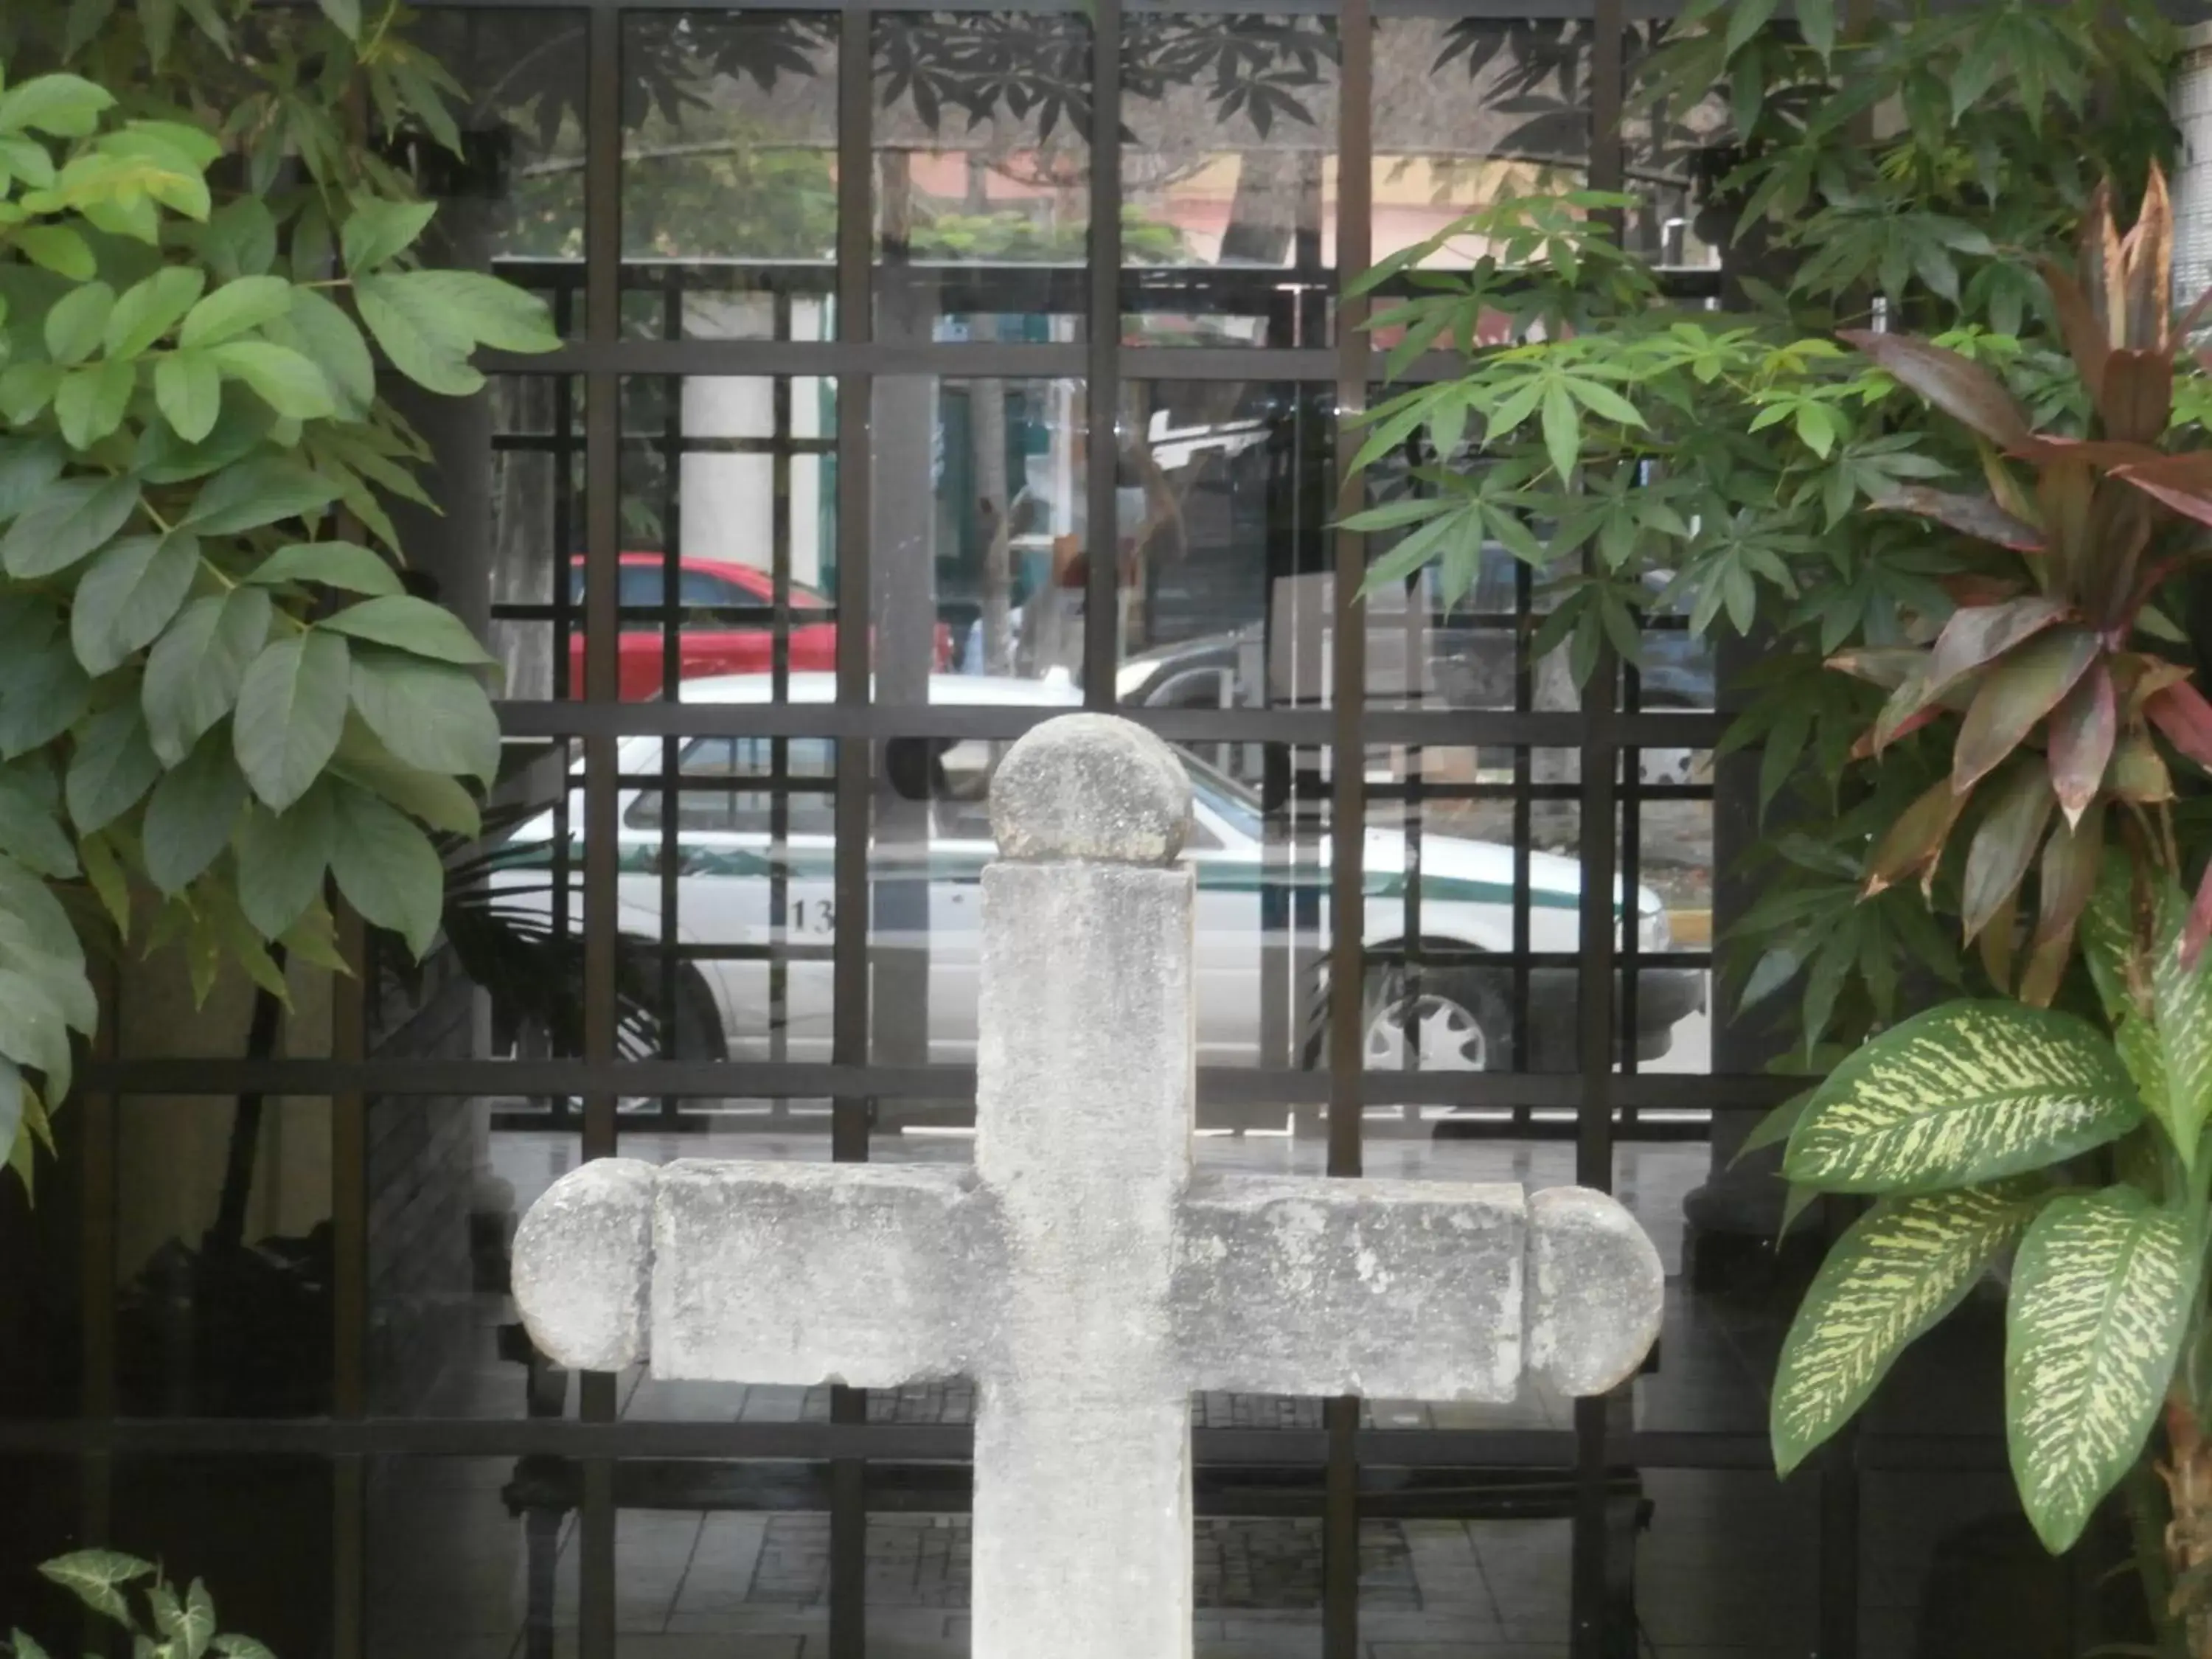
[568,560,832,615]
[626,736,838,835]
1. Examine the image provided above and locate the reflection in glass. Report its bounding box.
[622,13,841,338]
[114,1097,333,1419]
[411,10,591,333]
[1113,381,1333,699]
[1121,16,1339,347]
[874,12,1092,343]
[872,375,1087,698]
[1373,17,1591,268]
[371,1457,576,1659]
[619,374,841,703]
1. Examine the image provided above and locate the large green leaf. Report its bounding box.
[328,782,445,957]
[37,1550,154,1626]
[340,198,436,274]
[154,350,222,443]
[1774,1180,2045,1475]
[0,1058,21,1176]
[142,728,247,894]
[2008,1186,2205,1554]
[2144,883,2212,1165]
[330,717,480,838]
[268,288,375,420]
[185,458,340,535]
[178,274,293,348]
[64,700,159,832]
[0,636,92,760]
[142,587,271,765]
[0,473,141,578]
[1783,1000,2141,1193]
[319,595,493,665]
[69,531,199,675]
[234,784,336,938]
[105,265,206,359]
[44,279,115,365]
[0,758,77,877]
[207,340,335,420]
[232,630,349,811]
[247,540,400,597]
[0,74,116,139]
[353,271,480,395]
[348,647,500,782]
[54,358,137,448]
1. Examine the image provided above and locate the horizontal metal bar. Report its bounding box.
[0,1413,2010,1472]
[495,699,1730,748]
[82,1057,1791,1112]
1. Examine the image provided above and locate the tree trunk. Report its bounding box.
[2162,1394,2212,1655]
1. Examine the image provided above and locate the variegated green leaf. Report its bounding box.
[2007,1186,2204,1554]
[2081,852,2146,1025]
[1784,1001,2142,1193]
[38,1549,155,1626]
[2146,884,2212,1166]
[1774,1180,2045,1475]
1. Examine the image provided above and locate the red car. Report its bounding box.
[566,554,950,701]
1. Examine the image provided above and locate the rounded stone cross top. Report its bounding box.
[990,712,1193,866]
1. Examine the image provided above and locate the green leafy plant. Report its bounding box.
[0,6,560,1194]
[8,1551,272,1659]
[1765,861,2212,1602]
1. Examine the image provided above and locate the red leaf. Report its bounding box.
[2042,257,2112,406]
[1826,646,1927,691]
[1863,774,1967,898]
[2047,661,2115,826]
[1841,330,2034,450]
[1874,487,2045,552]
[2186,860,2212,973]
[2146,680,2212,773]
[2098,349,2174,445]
[2008,435,2171,470]
[1940,573,2029,607]
[1926,596,2070,694]
[2120,162,2174,353]
[2020,799,2107,1006]
[1951,626,2100,793]
[1961,764,2056,945]
[1851,704,1938,760]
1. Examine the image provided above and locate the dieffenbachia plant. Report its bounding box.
[10,1549,273,1659]
[1768,860,2212,1582]
[0,29,557,1193]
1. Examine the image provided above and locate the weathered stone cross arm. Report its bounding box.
[512,714,1664,1659]
[516,1161,1659,1403]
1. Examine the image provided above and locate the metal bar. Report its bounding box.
[578,17,623,1659]
[1322,5,1373,1652]
[1082,0,1123,706]
[1573,10,1625,1658]
[80,1057,1785,1109]
[331,901,366,1659]
[830,14,874,1655]
[495,698,1733,747]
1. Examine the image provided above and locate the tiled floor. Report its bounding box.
[350,1126,2057,1659]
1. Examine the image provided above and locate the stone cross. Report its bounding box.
[511,713,1665,1659]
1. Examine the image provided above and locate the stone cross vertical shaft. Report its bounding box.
[511,714,1666,1659]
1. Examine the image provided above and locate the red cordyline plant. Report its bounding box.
[1835,162,2212,1001]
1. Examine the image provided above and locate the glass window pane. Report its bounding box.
[622,12,841,339]
[874,11,1093,344]
[1122,13,1340,348]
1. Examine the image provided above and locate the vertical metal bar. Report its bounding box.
[1324,1,1371,1655]
[79,953,116,1595]
[1083,0,1123,706]
[831,13,874,1658]
[580,12,623,1659]
[1573,9,1624,1659]
[332,902,366,1659]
